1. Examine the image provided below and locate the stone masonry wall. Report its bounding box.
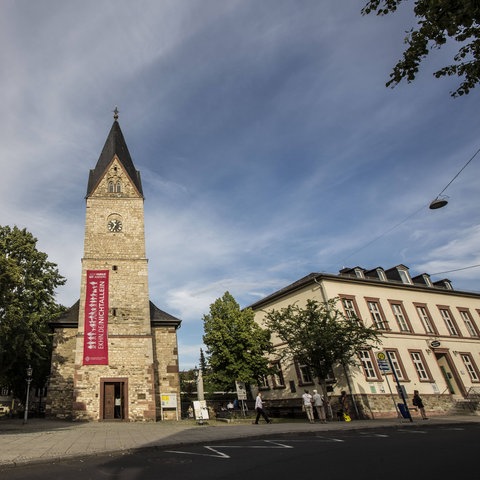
[72,335,156,421]
[153,326,180,420]
[45,328,77,420]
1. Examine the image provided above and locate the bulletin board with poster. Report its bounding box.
[160,393,178,420]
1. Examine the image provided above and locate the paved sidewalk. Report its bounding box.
[1,415,479,467]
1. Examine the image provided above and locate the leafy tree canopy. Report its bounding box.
[0,225,66,395]
[265,298,382,396]
[362,0,480,96]
[203,291,273,392]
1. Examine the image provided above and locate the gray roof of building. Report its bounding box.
[50,300,181,329]
[248,269,480,310]
[86,120,143,197]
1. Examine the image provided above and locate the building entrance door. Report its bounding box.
[101,380,127,420]
[435,351,464,397]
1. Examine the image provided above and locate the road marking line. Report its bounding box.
[165,440,294,459]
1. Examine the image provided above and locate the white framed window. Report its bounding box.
[423,275,433,287]
[367,301,388,330]
[342,298,358,321]
[410,351,429,380]
[459,310,479,337]
[258,374,269,389]
[298,364,313,384]
[108,181,115,193]
[385,350,406,380]
[354,268,364,278]
[116,181,122,193]
[377,269,387,281]
[398,269,412,284]
[271,362,285,387]
[439,308,459,336]
[416,306,435,334]
[359,350,378,380]
[460,354,480,382]
[391,303,410,332]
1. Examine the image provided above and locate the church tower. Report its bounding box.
[47,112,181,421]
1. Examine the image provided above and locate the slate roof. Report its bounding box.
[86,120,143,197]
[50,300,181,329]
[150,302,182,328]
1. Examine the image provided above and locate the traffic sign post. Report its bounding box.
[377,351,412,421]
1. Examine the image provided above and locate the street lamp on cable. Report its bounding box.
[23,365,33,424]
[429,145,480,210]
[429,195,449,210]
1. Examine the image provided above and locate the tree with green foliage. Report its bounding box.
[203,291,273,392]
[264,298,382,399]
[0,225,66,397]
[362,1,480,96]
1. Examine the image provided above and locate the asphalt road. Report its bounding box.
[3,423,478,479]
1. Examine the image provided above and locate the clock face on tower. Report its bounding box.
[107,219,123,232]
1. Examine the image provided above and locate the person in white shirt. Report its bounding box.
[302,390,314,423]
[312,389,326,423]
[254,392,271,424]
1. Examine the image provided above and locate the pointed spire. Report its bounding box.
[86,113,143,197]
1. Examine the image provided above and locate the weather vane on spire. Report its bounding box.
[113,106,119,120]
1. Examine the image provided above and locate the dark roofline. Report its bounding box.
[150,301,182,329]
[49,300,181,329]
[86,120,143,197]
[249,270,480,310]
[49,300,80,328]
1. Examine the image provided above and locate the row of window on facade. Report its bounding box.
[340,295,480,338]
[358,348,479,383]
[257,347,480,393]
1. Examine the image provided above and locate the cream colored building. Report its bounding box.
[250,265,480,418]
[46,114,181,421]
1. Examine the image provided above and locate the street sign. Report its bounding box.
[378,360,391,372]
[376,351,391,372]
[235,381,247,400]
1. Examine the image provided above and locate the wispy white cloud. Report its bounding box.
[2,0,480,369]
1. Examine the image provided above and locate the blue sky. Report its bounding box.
[1,1,480,370]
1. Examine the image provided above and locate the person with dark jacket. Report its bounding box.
[412,390,428,419]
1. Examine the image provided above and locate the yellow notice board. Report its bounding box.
[161,393,177,408]
[160,393,178,420]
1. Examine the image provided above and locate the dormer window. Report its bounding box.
[398,269,412,285]
[354,268,364,279]
[377,269,387,281]
[423,275,432,287]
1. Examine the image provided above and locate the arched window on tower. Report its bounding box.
[108,181,114,193]
[116,181,122,193]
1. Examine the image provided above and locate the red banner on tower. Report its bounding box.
[83,270,109,365]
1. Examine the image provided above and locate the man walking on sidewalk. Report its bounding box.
[302,390,315,423]
[254,392,271,424]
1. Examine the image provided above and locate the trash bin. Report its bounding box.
[397,403,409,419]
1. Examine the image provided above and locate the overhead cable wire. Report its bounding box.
[429,263,480,276]
[341,203,427,263]
[342,144,480,265]
[436,145,480,197]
